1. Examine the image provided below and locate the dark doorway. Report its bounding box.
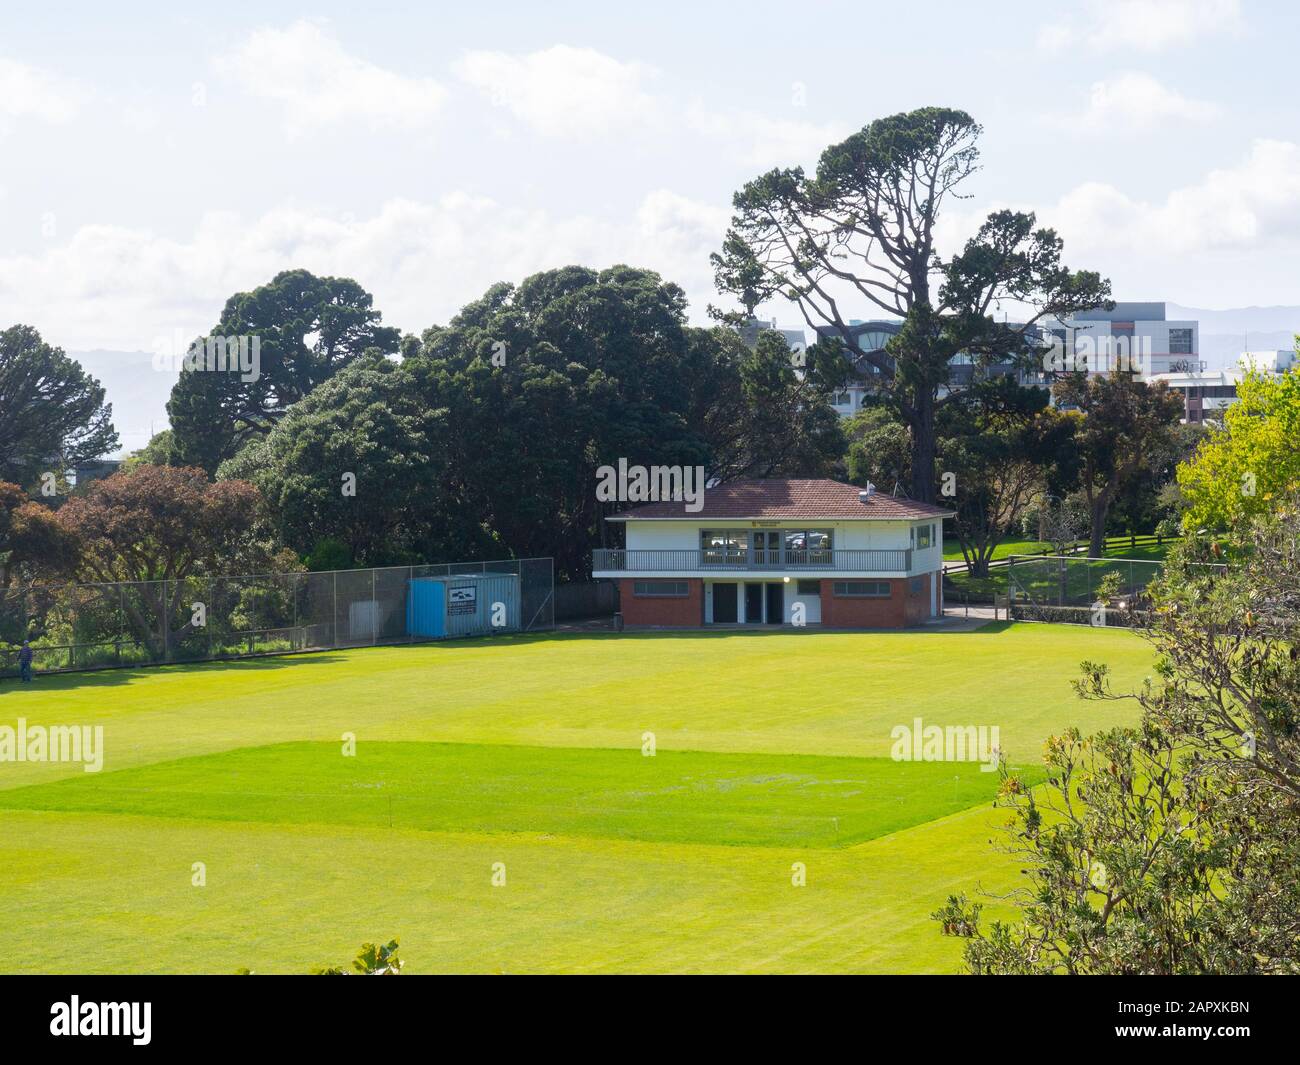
[712,582,737,623]
[765,582,784,625]
[744,583,764,624]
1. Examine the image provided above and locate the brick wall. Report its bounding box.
[618,579,703,627]
[817,574,933,629]
[903,572,930,625]
[819,579,906,628]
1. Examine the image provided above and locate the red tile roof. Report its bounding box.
[606,479,953,521]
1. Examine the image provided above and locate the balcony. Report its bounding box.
[592,547,913,574]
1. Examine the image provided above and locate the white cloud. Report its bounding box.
[1048,139,1300,255]
[1039,0,1242,53]
[215,20,446,134]
[454,45,661,138]
[0,58,87,123]
[631,189,730,271]
[453,45,849,165]
[684,103,851,168]
[1083,73,1221,130]
[0,191,729,351]
[926,138,1300,312]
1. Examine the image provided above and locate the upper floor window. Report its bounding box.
[916,524,933,549]
[1169,328,1194,355]
[700,530,746,563]
[785,529,832,553]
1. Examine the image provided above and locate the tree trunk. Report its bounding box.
[909,393,937,503]
[1088,497,1110,559]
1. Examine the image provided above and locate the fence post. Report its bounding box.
[70,587,78,671]
[333,571,338,648]
[371,568,377,645]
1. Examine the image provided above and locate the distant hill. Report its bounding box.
[1200,331,1298,371]
[70,350,177,458]
[1170,304,1300,335]
[1170,304,1300,370]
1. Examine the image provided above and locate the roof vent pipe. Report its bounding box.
[859,483,874,502]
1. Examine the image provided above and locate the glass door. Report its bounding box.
[765,582,784,625]
[750,530,779,566]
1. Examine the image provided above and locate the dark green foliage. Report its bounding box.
[218,354,463,566]
[168,269,401,473]
[0,325,119,487]
[403,265,843,578]
[713,107,1111,502]
[936,507,1300,973]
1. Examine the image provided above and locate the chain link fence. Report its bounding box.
[0,558,553,678]
[1006,554,1222,625]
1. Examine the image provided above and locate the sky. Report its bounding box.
[2,0,1300,360]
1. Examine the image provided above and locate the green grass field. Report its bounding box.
[943,537,1051,561]
[0,625,1152,973]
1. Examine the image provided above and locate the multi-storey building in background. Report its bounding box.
[747,302,1214,419]
[1042,302,1201,377]
[1149,348,1297,423]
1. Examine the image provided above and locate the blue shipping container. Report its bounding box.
[406,575,522,639]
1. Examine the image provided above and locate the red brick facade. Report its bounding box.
[619,572,939,629]
[618,579,703,627]
[818,573,934,629]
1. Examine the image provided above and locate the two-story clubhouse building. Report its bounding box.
[593,479,952,629]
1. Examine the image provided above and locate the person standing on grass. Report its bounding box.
[18,640,33,683]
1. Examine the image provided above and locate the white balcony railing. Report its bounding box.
[592,547,912,573]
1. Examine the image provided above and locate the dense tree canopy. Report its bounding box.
[56,465,274,657]
[168,269,401,473]
[936,505,1300,973]
[403,265,843,578]
[1052,372,1184,557]
[1177,364,1300,533]
[843,405,913,492]
[0,482,79,590]
[219,354,464,567]
[937,378,1078,576]
[712,107,1111,502]
[0,324,119,488]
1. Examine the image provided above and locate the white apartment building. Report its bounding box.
[1042,302,1200,378]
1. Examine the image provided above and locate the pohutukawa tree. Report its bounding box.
[406,265,844,579]
[711,107,1112,502]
